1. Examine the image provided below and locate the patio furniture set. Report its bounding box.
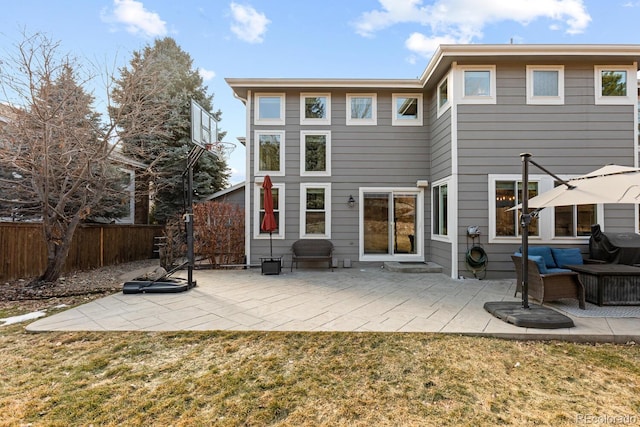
[515,230,640,307]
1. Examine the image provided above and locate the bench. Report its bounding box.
[512,255,586,309]
[291,239,333,271]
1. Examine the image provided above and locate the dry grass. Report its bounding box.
[0,324,639,426]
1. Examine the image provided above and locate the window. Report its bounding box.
[300,183,331,238]
[437,74,451,117]
[553,179,597,237]
[254,131,285,176]
[255,93,285,125]
[300,93,330,125]
[526,65,564,105]
[254,182,285,239]
[300,131,331,176]
[432,181,449,238]
[459,66,496,104]
[346,93,377,125]
[489,175,603,243]
[493,179,540,238]
[392,94,423,126]
[594,66,636,105]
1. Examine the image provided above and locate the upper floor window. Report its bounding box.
[346,93,377,125]
[392,94,423,126]
[300,93,330,125]
[255,130,285,176]
[300,131,331,176]
[594,66,636,105]
[255,93,285,125]
[526,65,564,105]
[437,74,451,117]
[459,66,496,104]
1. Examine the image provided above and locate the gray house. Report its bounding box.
[226,44,640,279]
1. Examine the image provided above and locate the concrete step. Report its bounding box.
[383,261,444,273]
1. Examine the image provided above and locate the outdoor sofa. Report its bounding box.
[512,246,586,309]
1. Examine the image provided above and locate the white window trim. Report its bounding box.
[488,174,604,244]
[346,93,377,126]
[431,178,451,243]
[254,130,285,177]
[254,93,285,125]
[594,65,637,105]
[299,183,331,239]
[358,187,424,262]
[436,73,451,118]
[392,93,423,126]
[526,65,565,105]
[300,93,331,125]
[254,181,285,240]
[300,130,331,177]
[457,65,497,105]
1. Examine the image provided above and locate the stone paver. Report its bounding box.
[26,266,640,342]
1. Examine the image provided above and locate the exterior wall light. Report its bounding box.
[348,195,356,208]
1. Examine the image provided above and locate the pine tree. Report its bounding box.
[111,37,229,224]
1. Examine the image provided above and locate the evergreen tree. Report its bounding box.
[111,37,229,224]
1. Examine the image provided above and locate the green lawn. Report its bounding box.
[1,323,639,426]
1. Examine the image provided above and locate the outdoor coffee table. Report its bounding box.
[566,263,640,306]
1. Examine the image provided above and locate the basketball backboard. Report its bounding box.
[190,99,218,150]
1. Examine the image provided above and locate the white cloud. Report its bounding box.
[199,68,216,81]
[405,33,461,57]
[229,2,270,43]
[102,0,167,38]
[354,0,592,57]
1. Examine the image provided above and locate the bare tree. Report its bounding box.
[0,33,168,284]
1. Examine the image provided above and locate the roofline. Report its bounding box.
[420,44,640,84]
[225,77,422,90]
[205,181,245,201]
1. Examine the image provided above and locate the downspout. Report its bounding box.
[450,62,459,279]
[634,62,639,233]
[232,90,251,267]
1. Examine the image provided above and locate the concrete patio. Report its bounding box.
[26,266,640,343]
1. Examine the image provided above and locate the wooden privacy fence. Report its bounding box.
[0,223,164,281]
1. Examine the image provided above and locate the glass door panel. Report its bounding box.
[363,193,389,255]
[393,194,417,254]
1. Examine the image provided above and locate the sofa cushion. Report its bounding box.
[551,248,584,268]
[521,246,556,268]
[514,252,548,274]
[546,267,572,274]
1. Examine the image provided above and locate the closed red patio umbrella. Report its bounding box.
[261,175,277,257]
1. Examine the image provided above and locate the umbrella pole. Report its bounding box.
[269,231,273,258]
[520,153,531,309]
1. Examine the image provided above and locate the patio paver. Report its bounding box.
[26,266,640,342]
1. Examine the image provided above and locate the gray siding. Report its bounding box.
[456,63,637,278]
[249,89,430,266]
[426,83,454,275]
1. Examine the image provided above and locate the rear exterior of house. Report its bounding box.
[227,44,640,279]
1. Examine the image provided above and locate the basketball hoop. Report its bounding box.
[208,141,235,161]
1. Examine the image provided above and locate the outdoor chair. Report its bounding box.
[512,255,586,309]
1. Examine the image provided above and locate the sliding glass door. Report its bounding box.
[361,189,422,261]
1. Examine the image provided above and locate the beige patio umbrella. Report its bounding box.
[510,164,640,210]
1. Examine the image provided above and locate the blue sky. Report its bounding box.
[2,0,640,184]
